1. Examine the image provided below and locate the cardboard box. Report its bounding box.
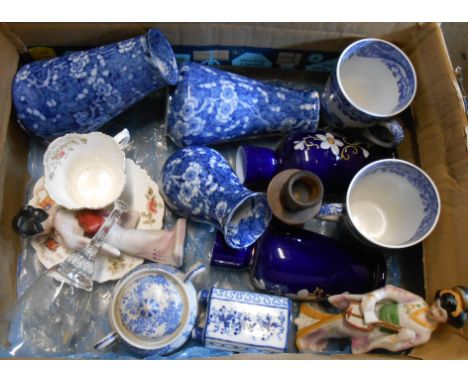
[0,22,467,360]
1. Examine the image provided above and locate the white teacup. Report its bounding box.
[44,129,130,210]
[319,159,441,249]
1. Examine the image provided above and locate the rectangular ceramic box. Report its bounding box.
[0,22,467,359]
[200,288,292,353]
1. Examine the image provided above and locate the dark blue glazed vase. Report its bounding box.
[13,29,178,139]
[236,128,375,194]
[166,62,320,146]
[162,147,272,249]
[210,225,386,300]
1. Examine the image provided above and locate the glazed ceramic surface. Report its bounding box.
[96,263,204,356]
[13,29,178,139]
[193,287,291,353]
[210,226,386,300]
[162,147,271,249]
[237,128,374,194]
[29,159,165,283]
[44,130,129,210]
[321,39,417,148]
[166,62,320,146]
[343,159,440,248]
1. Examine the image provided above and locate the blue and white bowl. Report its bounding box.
[321,38,417,148]
[166,62,320,146]
[162,147,272,249]
[95,263,204,356]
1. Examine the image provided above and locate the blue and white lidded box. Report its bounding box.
[192,287,292,353]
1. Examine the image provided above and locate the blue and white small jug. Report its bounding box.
[321,38,417,148]
[13,29,178,139]
[162,147,272,249]
[192,287,292,353]
[166,62,320,146]
[95,263,204,356]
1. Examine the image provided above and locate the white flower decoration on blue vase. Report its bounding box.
[316,132,344,156]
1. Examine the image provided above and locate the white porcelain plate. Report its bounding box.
[29,159,165,283]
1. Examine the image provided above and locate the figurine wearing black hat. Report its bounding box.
[295,284,468,354]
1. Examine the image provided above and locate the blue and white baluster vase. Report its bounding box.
[13,28,178,139]
[162,146,272,249]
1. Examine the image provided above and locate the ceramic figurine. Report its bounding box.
[236,128,375,194]
[12,205,187,268]
[295,285,468,354]
[316,159,441,249]
[24,159,167,282]
[321,38,417,148]
[166,62,320,146]
[13,29,178,139]
[210,224,386,300]
[267,169,324,226]
[192,287,292,353]
[95,263,205,356]
[162,146,272,249]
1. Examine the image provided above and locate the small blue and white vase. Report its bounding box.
[95,263,205,356]
[192,287,292,353]
[321,38,417,148]
[236,128,376,194]
[162,147,272,249]
[166,62,320,146]
[13,28,178,139]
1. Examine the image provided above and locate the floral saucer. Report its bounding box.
[29,159,165,283]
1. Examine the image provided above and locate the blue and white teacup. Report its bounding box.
[318,159,440,249]
[321,38,417,148]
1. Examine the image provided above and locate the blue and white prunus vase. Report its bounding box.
[321,38,417,148]
[13,29,178,139]
[162,147,272,249]
[166,62,320,146]
[94,263,205,356]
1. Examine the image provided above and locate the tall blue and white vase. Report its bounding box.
[162,147,272,249]
[13,28,178,139]
[166,62,321,146]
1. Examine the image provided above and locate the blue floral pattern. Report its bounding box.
[162,147,271,248]
[13,29,178,139]
[105,263,201,357]
[201,288,291,353]
[167,63,320,146]
[119,274,184,341]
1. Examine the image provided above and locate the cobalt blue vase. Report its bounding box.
[210,225,386,300]
[13,29,178,139]
[162,146,272,249]
[236,128,376,194]
[166,62,320,146]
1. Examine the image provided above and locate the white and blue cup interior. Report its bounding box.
[346,159,440,248]
[338,38,417,117]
